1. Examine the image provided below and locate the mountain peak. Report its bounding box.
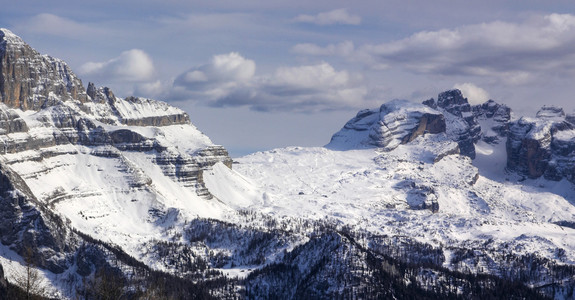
[0,28,88,110]
[536,105,565,119]
[0,28,24,47]
[437,89,468,107]
[0,29,233,275]
[422,89,470,112]
[327,99,446,151]
[436,89,472,117]
[507,104,575,180]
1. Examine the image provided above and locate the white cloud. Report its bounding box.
[208,52,256,83]
[271,63,352,89]
[15,13,107,38]
[453,83,489,105]
[171,53,369,112]
[177,52,255,85]
[157,13,257,31]
[289,14,575,86]
[294,9,361,26]
[173,52,256,104]
[258,63,367,111]
[79,49,155,82]
[292,41,355,56]
[133,80,170,99]
[354,13,575,84]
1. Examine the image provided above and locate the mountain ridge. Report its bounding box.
[0,28,237,298]
[1,28,575,299]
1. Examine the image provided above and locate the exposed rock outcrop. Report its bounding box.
[424,90,480,158]
[0,105,28,134]
[120,97,190,126]
[0,163,76,273]
[329,90,517,165]
[472,100,512,144]
[194,145,233,169]
[155,150,210,197]
[0,262,5,292]
[506,108,575,181]
[327,99,446,151]
[82,86,191,127]
[536,106,565,119]
[394,180,439,212]
[0,27,231,186]
[0,29,88,110]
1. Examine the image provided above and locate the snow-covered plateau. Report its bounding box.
[1,28,575,299]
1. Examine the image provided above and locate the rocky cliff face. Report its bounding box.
[0,27,231,187]
[0,29,88,110]
[472,100,511,144]
[506,108,575,181]
[423,90,481,158]
[0,262,4,290]
[328,87,575,184]
[0,28,233,283]
[422,92,575,182]
[0,163,78,273]
[330,89,493,159]
[82,86,191,127]
[327,99,446,151]
[536,106,565,119]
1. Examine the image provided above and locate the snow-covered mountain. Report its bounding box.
[1,28,575,299]
[0,28,234,298]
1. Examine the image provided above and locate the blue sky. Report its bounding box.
[2,1,575,156]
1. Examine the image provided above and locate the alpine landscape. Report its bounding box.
[2,5,575,300]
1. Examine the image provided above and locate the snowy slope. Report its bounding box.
[230,138,575,265]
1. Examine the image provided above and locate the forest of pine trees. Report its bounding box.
[2,211,574,299]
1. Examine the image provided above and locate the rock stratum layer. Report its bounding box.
[0,28,232,282]
[328,89,509,160]
[327,99,447,151]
